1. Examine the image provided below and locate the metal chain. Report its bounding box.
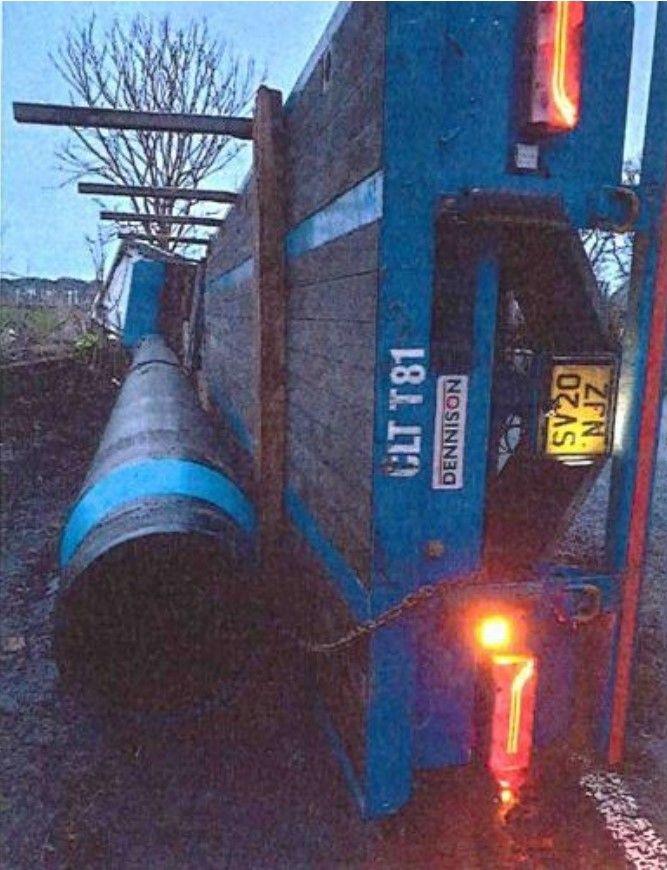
[224,568,592,656]
[286,575,474,655]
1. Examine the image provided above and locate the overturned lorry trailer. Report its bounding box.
[196,2,667,817]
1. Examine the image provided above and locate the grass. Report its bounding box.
[0,305,62,339]
[0,304,88,361]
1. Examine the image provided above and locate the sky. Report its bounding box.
[1,0,337,280]
[0,1,659,282]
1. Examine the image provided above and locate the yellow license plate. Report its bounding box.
[544,361,615,459]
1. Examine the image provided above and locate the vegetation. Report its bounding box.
[0,305,89,362]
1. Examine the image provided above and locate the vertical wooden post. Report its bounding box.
[253,86,287,566]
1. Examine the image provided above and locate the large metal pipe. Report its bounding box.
[57,335,258,710]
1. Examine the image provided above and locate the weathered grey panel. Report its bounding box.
[286,222,379,585]
[285,3,385,226]
[281,523,369,776]
[203,271,258,450]
[198,2,387,773]
[289,276,377,323]
[200,5,385,595]
[289,443,372,581]
[207,178,255,275]
[202,168,259,453]
[288,222,380,285]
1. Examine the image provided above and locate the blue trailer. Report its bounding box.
[17,1,665,821]
[196,2,667,817]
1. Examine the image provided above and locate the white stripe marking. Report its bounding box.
[580,771,667,869]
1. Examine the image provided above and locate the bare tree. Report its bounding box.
[85,224,115,286]
[53,15,258,250]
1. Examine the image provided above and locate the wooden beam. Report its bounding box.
[79,182,238,204]
[101,210,224,227]
[13,102,253,139]
[118,232,211,246]
[252,85,287,563]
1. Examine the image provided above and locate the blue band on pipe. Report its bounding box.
[60,458,256,567]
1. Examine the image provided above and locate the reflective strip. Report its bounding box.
[60,458,256,567]
[286,171,383,260]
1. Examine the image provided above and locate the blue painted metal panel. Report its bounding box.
[606,7,667,571]
[122,260,167,348]
[60,458,256,567]
[413,612,476,769]
[602,2,667,751]
[424,257,501,583]
[413,258,500,768]
[431,3,633,230]
[286,170,383,259]
[361,2,635,814]
[364,624,414,817]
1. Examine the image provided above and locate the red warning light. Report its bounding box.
[488,654,537,794]
[529,1,584,133]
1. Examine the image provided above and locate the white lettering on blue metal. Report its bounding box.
[432,374,469,490]
[384,348,426,478]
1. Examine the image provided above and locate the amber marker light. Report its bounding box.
[476,614,512,651]
[551,1,579,128]
[488,654,538,799]
[529,1,584,134]
[500,787,514,806]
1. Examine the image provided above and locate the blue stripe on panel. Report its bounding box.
[284,485,370,622]
[206,257,253,294]
[207,378,255,454]
[314,692,367,816]
[60,458,256,567]
[286,171,383,260]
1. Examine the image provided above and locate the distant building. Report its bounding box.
[0,277,96,309]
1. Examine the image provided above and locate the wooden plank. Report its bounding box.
[13,102,253,139]
[102,211,224,227]
[80,183,238,204]
[118,232,211,246]
[253,86,287,558]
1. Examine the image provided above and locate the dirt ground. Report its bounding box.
[0,357,664,868]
